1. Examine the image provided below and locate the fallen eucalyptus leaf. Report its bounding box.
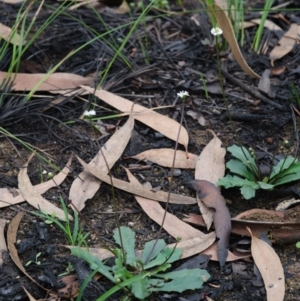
[189,180,231,269]
[248,227,285,301]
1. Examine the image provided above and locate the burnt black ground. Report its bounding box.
[0,0,300,300]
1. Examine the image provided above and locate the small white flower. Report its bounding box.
[177,91,189,98]
[42,170,47,175]
[211,26,223,36]
[84,110,96,117]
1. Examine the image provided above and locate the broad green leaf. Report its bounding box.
[131,278,152,299]
[144,247,182,270]
[113,227,136,266]
[273,172,300,186]
[240,185,257,199]
[227,145,257,168]
[150,269,210,293]
[257,182,274,190]
[217,175,259,189]
[142,239,166,265]
[271,161,300,180]
[226,159,256,180]
[270,156,297,178]
[296,242,300,248]
[71,247,115,283]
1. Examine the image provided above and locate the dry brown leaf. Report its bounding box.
[0,156,72,208]
[270,23,298,62]
[7,213,49,291]
[186,110,207,126]
[0,219,7,267]
[249,19,283,33]
[0,23,26,46]
[0,71,93,91]
[190,180,231,269]
[185,210,300,244]
[195,129,225,184]
[80,86,189,150]
[129,149,198,169]
[23,287,37,301]
[213,0,260,79]
[76,155,196,204]
[50,275,79,299]
[69,114,134,211]
[248,228,285,301]
[125,168,207,239]
[258,69,274,98]
[18,155,73,221]
[195,129,226,230]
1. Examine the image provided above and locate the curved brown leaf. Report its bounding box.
[129,149,198,169]
[189,180,231,269]
[7,213,50,292]
[0,71,93,91]
[76,155,196,205]
[248,228,285,301]
[18,156,73,221]
[195,130,226,230]
[213,0,260,79]
[69,113,134,211]
[80,86,189,150]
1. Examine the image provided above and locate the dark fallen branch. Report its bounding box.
[220,69,285,111]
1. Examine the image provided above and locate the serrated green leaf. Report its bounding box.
[226,159,256,180]
[71,247,115,283]
[217,175,258,188]
[150,269,210,293]
[113,226,136,266]
[144,247,182,270]
[142,239,166,265]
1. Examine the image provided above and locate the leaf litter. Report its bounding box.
[248,228,285,301]
[4,1,298,296]
[69,110,134,211]
[18,154,73,221]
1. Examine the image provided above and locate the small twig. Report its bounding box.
[220,68,285,111]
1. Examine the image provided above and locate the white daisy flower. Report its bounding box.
[211,26,223,36]
[84,110,96,117]
[177,91,189,98]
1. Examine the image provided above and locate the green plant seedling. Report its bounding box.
[217,145,300,199]
[26,252,42,266]
[72,226,210,300]
[30,196,89,247]
[59,262,75,277]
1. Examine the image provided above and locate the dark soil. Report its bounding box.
[0,0,300,300]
